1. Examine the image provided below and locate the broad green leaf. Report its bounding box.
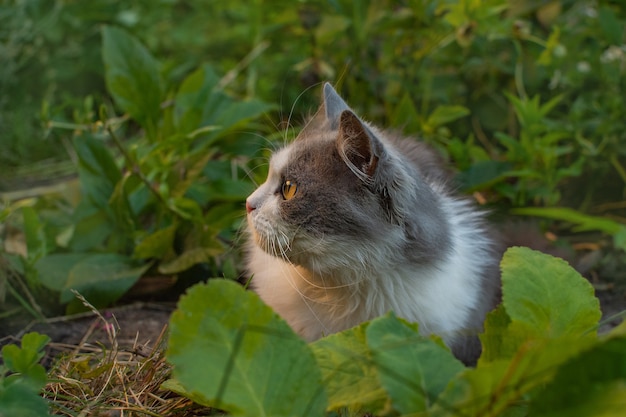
[462,249,604,416]
[311,323,387,411]
[68,208,113,252]
[73,134,121,209]
[366,313,465,414]
[166,280,327,416]
[36,253,148,309]
[35,253,91,292]
[501,247,601,339]
[0,381,51,417]
[530,337,626,417]
[174,65,221,133]
[102,26,162,136]
[134,224,177,259]
[62,254,148,306]
[453,249,605,415]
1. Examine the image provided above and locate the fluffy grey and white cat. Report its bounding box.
[245,83,501,364]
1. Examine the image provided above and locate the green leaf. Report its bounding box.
[36,254,148,309]
[366,313,465,414]
[478,304,520,364]
[3,333,50,372]
[501,247,601,339]
[430,360,515,417]
[511,207,626,251]
[134,224,177,259]
[426,105,470,128]
[109,171,137,235]
[68,208,113,252]
[1,332,50,392]
[205,178,256,202]
[167,197,203,221]
[157,246,222,274]
[102,26,162,136]
[35,253,91,292]
[390,93,422,132]
[22,206,47,263]
[0,381,51,417]
[174,64,272,143]
[530,337,626,417]
[73,134,121,209]
[166,280,327,416]
[461,249,605,415]
[311,323,387,411]
[598,6,623,45]
[457,160,512,192]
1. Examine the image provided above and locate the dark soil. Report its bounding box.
[0,302,175,367]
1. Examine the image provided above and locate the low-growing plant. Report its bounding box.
[15,26,273,313]
[165,247,626,416]
[0,332,51,417]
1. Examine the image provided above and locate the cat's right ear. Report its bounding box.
[323,83,351,130]
[337,110,381,182]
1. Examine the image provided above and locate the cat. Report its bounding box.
[245,83,502,364]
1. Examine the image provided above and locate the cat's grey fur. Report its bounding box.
[245,83,501,364]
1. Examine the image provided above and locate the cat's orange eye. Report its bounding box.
[281,180,298,200]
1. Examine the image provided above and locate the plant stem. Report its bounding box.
[106,126,170,209]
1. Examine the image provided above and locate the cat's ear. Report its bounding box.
[337,110,381,180]
[323,83,351,130]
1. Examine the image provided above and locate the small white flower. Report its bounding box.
[584,6,598,18]
[553,44,567,58]
[601,45,624,63]
[549,69,561,90]
[577,61,591,73]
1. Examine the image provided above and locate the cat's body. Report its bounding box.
[246,83,501,363]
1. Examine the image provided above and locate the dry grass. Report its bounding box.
[42,293,216,417]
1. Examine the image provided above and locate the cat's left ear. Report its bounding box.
[323,83,351,130]
[337,110,382,181]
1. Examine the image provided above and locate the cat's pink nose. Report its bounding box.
[246,200,255,214]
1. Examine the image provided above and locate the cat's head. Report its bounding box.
[246,83,449,274]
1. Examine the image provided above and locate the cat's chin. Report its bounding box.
[248,227,295,262]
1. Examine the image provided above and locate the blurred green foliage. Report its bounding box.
[0,0,625,315]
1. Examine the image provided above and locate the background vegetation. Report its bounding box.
[0,0,625,415]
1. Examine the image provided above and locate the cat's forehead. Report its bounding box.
[270,136,335,174]
[269,147,291,174]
